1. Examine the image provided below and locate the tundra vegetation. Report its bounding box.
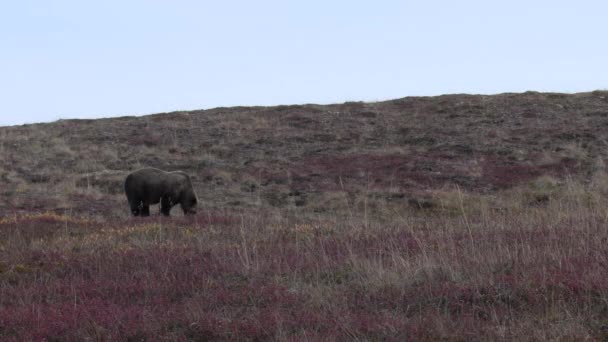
[1,91,608,340]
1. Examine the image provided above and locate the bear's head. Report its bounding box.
[181,190,198,215]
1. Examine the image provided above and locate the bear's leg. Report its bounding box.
[130,201,141,216]
[160,196,172,216]
[141,205,151,216]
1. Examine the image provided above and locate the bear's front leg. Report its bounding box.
[160,196,172,216]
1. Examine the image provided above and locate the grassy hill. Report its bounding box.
[2,91,608,340]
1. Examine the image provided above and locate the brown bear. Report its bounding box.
[124,168,198,216]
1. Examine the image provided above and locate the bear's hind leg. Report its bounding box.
[141,205,151,216]
[160,196,172,216]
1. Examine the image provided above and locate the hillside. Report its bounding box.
[3,92,608,340]
[2,90,608,216]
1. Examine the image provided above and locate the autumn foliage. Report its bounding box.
[1,192,608,340]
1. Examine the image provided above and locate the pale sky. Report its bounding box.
[1,1,607,126]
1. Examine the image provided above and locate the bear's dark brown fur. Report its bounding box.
[124,168,197,216]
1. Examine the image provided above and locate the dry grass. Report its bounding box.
[2,91,608,215]
[2,91,608,339]
[1,184,608,340]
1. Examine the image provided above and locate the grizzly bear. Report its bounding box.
[125,168,197,216]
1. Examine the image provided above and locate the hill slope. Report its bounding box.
[3,91,608,340]
[2,90,608,216]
